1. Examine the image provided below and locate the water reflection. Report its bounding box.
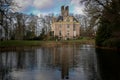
[0,45,98,80]
[96,49,120,80]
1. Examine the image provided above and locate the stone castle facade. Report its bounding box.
[51,6,80,40]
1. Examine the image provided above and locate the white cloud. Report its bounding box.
[70,0,85,15]
[73,6,84,15]
[13,0,54,11]
[71,0,80,6]
[13,0,85,15]
[13,0,33,11]
[33,0,54,9]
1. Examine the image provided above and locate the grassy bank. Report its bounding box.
[0,39,94,48]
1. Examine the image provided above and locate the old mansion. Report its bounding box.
[51,6,80,40]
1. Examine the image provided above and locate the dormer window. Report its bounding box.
[74,20,76,22]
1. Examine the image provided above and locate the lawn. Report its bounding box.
[0,38,95,47]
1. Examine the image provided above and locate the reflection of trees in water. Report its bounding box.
[25,50,37,70]
[41,45,97,80]
[96,49,120,80]
[0,52,13,80]
[0,45,98,80]
[0,49,37,80]
[75,45,98,80]
[40,47,54,68]
[16,50,37,70]
[17,51,26,69]
[52,45,98,80]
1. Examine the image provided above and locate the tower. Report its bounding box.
[61,5,69,17]
[65,6,69,16]
[61,6,64,16]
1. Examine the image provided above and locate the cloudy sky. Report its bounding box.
[13,0,84,15]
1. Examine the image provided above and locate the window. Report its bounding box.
[67,24,69,29]
[60,24,62,28]
[50,31,54,36]
[73,24,76,31]
[67,32,69,36]
[67,31,69,36]
[59,30,62,36]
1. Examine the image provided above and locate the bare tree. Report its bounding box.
[25,14,38,39]
[0,0,17,40]
[80,0,120,46]
[80,0,120,25]
[14,13,27,40]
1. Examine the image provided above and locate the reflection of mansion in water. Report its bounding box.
[51,6,80,40]
[52,45,76,79]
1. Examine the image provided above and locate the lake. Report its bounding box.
[0,44,120,80]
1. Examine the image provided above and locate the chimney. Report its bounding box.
[65,6,69,16]
[61,6,64,16]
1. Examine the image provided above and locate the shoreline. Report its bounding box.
[0,40,95,51]
[0,40,120,51]
[96,46,120,51]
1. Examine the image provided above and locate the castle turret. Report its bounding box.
[65,6,69,16]
[61,5,69,17]
[61,6,64,16]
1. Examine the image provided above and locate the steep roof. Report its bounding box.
[56,15,79,22]
[73,17,79,22]
[56,16,63,22]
